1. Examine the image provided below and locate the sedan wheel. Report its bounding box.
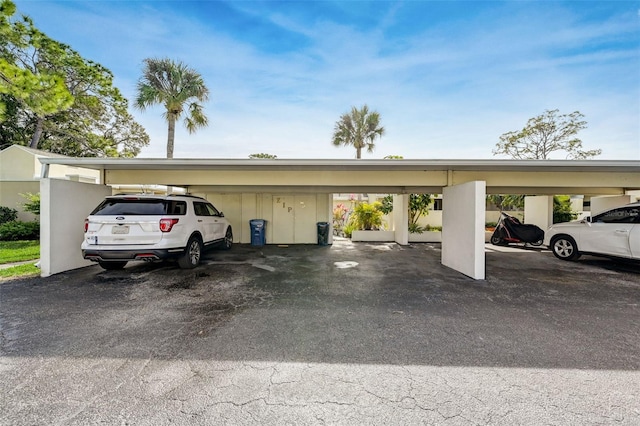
[551,236,580,261]
[179,236,202,269]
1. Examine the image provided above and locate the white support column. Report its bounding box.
[442,181,486,280]
[40,179,111,277]
[524,196,553,230]
[393,194,409,245]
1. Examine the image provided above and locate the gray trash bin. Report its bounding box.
[249,219,266,246]
[317,222,330,246]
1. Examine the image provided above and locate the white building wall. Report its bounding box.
[204,192,332,244]
[442,181,486,280]
[591,195,634,216]
[40,179,111,277]
[524,196,553,230]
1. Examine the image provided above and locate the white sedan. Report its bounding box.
[544,202,640,261]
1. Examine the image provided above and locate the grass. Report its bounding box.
[0,240,40,264]
[0,263,40,279]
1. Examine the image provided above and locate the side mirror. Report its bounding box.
[219,212,225,218]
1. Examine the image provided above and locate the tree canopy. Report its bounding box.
[331,105,385,159]
[135,58,209,159]
[0,0,149,157]
[493,109,601,160]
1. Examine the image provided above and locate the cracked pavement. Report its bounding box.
[1,240,639,425]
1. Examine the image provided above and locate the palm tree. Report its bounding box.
[331,105,385,159]
[135,58,209,158]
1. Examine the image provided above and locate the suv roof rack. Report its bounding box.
[166,194,207,200]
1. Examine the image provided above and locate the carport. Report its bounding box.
[38,158,640,279]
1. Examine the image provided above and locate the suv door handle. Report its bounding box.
[198,220,203,222]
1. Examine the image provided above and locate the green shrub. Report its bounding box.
[20,192,40,216]
[342,223,355,238]
[408,223,427,234]
[350,202,384,230]
[0,206,18,224]
[553,195,578,223]
[0,221,40,241]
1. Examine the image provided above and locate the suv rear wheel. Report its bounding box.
[178,236,203,269]
[222,227,233,250]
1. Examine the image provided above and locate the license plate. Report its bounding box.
[112,226,130,234]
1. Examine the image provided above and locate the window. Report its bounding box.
[167,201,187,215]
[194,202,221,217]
[206,203,221,216]
[92,199,186,216]
[593,207,640,224]
[193,202,210,216]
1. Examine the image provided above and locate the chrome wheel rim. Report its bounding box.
[554,239,573,258]
[189,240,201,265]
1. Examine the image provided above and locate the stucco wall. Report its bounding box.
[203,192,332,244]
[0,146,100,182]
[40,179,111,277]
[590,195,634,216]
[0,181,40,221]
[0,147,37,180]
[442,181,486,280]
[524,196,553,231]
[46,164,100,182]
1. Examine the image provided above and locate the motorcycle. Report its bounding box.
[490,212,545,246]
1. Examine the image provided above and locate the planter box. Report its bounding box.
[409,231,494,243]
[408,231,442,243]
[351,230,493,243]
[351,230,395,242]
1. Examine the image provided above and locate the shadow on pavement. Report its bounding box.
[1,241,639,370]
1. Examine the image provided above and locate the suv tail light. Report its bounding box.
[159,218,179,232]
[84,218,89,232]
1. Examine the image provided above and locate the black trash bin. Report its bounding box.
[317,222,330,246]
[249,219,266,246]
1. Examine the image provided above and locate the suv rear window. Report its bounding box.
[91,199,187,216]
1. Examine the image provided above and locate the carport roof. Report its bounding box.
[38,157,640,172]
[38,157,640,195]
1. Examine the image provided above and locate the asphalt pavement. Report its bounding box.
[1,240,639,425]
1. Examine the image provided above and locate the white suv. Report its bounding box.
[82,194,233,270]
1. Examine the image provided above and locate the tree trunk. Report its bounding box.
[167,114,176,159]
[356,147,361,159]
[29,117,45,149]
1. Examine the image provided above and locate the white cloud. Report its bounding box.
[13,0,640,160]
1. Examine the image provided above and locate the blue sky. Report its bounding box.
[13,0,640,159]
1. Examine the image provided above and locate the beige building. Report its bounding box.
[0,145,101,221]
